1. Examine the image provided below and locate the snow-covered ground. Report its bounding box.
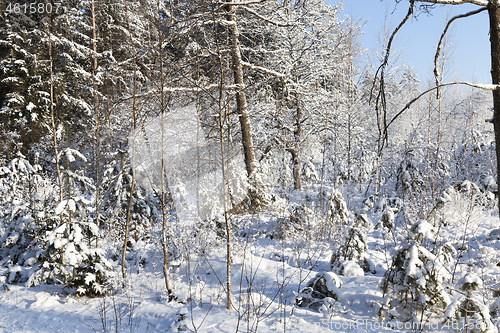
[2,196,500,333]
[2,174,500,333]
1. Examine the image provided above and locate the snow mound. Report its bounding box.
[341,260,364,277]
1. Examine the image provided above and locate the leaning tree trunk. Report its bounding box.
[488,0,500,214]
[226,2,256,177]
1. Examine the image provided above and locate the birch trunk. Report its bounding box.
[226,2,256,178]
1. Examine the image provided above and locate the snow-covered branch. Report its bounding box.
[241,6,292,27]
[100,41,159,72]
[241,61,287,79]
[371,0,414,151]
[216,0,266,6]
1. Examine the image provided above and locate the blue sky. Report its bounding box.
[331,0,491,84]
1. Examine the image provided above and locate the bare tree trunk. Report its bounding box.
[286,102,302,191]
[91,0,100,248]
[157,0,172,295]
[48,15,66,274]
[226,1,256,178]
[293,103,302,190]
[122,12,137,282]
[220,108,232,311]
[291,149,301,190]
[488,0,500,214]
[213,6,232,310]
[346,21,356,204]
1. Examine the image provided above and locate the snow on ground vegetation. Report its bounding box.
[2,179,500,333]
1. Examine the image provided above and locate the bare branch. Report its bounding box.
[371,0,415,151]
[415,0,487,5]
[386,81,499,133]
[434,6,487,89]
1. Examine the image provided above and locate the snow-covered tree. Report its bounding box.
[0,152,112,296]
[380,0,500,212]
[25,147,112,295]
[100,156,159,243]
[330,219,370,275]
[249,1,362,191]
[380,220,453,321]
[445,273,496,333]
[0,154,53,282]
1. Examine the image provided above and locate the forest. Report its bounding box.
[1,0,500,332]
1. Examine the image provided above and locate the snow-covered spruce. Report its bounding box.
[325,189,351,226]
[330,215,372,275]
[100,161,159,243]
[327,190,373,275]
[266,204,310,240]
[29,149,112,296]
[445,273,496,333]
[0,155,54,283]
[380,220,453,321]
[26,196,113,296]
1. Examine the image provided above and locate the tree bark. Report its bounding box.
[158,0,172,296]
[91,0,100,248]
[48,14,65,276]
[293,103,302,190]
[213,4,233,310]
[226,2,256,177]
[122,12,137,282]
[291,149,301,190]
[488,0,500,214]
[286,101,302,191]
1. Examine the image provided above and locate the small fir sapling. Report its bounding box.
[445,273,496,333]
[454,180,496,209]
[380,220,453,321]
[270,204,309,240]
[100,161,158,241]
[170,309,189,332]
[376,197,402,229]
[328,191,373,274]
[0,156,39,261]
[379,206,396,229]
[330,219,372,275]
[24,148,113,296]
[0,155,55,283]
[453,129,496,186]
[325,189,351,226]
[395,147,425,196]
[489,287,500,323]
[27,195,113,296]
[301,159,318,182]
